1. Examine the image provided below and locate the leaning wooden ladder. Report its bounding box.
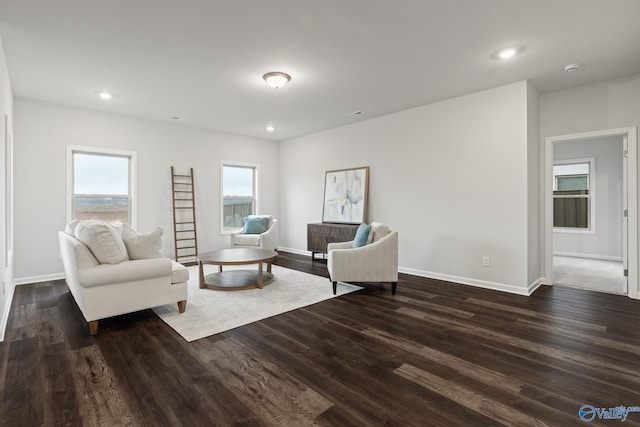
[171,167,198,265]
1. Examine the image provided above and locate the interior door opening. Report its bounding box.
[545,127,638,299]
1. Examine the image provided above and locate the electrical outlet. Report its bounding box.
[482,256,491,267]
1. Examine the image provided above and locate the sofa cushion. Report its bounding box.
[352,223,372,248]
[233,234,261,247]
[171,261,190,284]
[77,258,171,288]
[243,216,269,234]
[121,224,163,259]
[370,222,390,242]
[75,220,129,264]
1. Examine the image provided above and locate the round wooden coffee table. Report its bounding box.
[197,248,278,291]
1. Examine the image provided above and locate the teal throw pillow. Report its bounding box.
[243,216,269,234]
[352,223,371,248]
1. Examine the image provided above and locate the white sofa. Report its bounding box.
[58,220,188,335]
[230,215,279,251]
[327,222,398,295]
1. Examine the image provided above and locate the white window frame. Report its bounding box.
[66,145,137,229]
[553,157,595,235]
[220,160,259,234]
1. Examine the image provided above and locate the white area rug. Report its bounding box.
[153,265,362,342]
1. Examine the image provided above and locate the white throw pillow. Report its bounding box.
[75,220,129,264]
[121,224,164,259]
[64,219,81,236]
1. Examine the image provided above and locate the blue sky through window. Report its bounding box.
[223,165,254,197]
[74,153,129,194]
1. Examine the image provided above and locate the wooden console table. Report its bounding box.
[307,223,359,260]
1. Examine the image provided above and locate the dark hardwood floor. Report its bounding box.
[1,251,640,426]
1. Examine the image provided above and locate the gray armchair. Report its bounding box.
[327,222,398,295]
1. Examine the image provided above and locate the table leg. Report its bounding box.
[258,262,263,289]
[218,265,223,273]
[267,262,272,274]
[199,261,205,289]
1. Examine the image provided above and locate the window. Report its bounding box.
[67,146,136,226]
[221,162,258,232]
[553,159,594,231]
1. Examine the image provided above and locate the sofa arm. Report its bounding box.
[77,258,173,288]
[229,228,243,246]
[327,240,353,251]
[328,232,398,282]
[260,219,279,250]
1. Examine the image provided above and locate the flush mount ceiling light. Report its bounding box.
[98,91,113,100]
[265,125,276,132]
[497,47,518,59]
[263,72,291,89]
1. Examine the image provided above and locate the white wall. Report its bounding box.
[13,99,280,282]
[280,81,540,295]
[527,82,541,286]
[552,136,623,259]
[0,36,14,340]
[541,74,640,138]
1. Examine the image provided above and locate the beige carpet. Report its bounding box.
[153,265,362,342]
[553,255,626,295]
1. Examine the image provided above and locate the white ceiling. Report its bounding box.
[1,0,639,141]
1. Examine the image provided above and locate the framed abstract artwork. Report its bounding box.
[322,166,369,224]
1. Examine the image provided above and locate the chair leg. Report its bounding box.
[391,282,397,295]
[332,281,337,295]
[177,300,187,313]
[88,320,99,336]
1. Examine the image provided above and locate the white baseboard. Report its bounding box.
[14,273,65,286]
[554,252,623,262]
[398,266,534,296]
[528,277,547,294]
[277,247,312,257]
[280,249,541,296]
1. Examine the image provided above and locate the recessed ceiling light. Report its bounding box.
[563,63,581,72]
[265,125,276,132]
[99,91,113,100]
[346,111,363,116]
[497,47,517,59]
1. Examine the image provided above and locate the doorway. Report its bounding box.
[544,127,638,299]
